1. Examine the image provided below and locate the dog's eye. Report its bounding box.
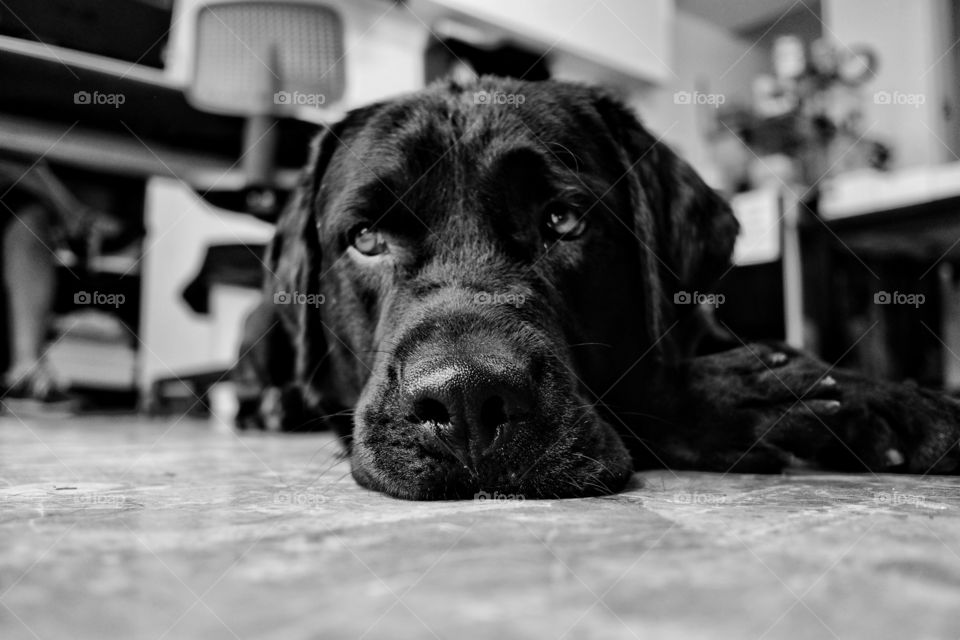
[350,226,388,256]
[543,206,587,239]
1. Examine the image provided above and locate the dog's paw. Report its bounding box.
[679,343,845,469]
[813,376,960,474]
[687,343,960,474]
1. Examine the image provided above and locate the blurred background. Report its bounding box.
[1,0,958,417]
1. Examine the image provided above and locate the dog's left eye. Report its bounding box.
[349,226,388,256]
[543,206,587,239]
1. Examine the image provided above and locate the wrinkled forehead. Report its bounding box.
[321,92,618,214]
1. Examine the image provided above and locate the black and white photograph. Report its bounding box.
[2,0,960,638]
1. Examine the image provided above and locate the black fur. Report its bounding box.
[236,78,960,499]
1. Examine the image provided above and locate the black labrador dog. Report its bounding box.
[236,77,960,500]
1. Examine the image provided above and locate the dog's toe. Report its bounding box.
[767,351,789,366]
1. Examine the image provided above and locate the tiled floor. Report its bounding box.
[1,414,959,640]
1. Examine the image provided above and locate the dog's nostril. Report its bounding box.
[479,396,509,432]
[409,398,451,425]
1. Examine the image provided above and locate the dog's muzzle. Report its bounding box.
[350,305,633,499]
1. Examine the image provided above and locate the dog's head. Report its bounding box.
[269,78,738,499]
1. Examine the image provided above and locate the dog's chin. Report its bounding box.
[349,411,634,501]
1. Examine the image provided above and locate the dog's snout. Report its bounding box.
[404,357,534,456]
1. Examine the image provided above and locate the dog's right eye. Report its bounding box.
[349,225,388,256]
[542,204,587,240]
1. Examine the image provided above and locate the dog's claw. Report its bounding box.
[885,448,905,466]
[768,352,788,366]
[822,399,842,415]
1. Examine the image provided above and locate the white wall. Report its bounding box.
[823,0,956,168]
[635,10,767,185]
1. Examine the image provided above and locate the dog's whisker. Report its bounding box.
[284,409,355,430]
[314,468,355,493]
[309,408,355,422]
[303,457,347,487]
[568,342,614,350]
[430,429,477,479]
[304,355,332,392]
[613,410,673,424]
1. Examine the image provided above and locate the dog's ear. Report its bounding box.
[266,107,377,404]
[591,92,739,352]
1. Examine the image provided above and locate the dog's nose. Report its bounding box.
[404,356,534,456]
